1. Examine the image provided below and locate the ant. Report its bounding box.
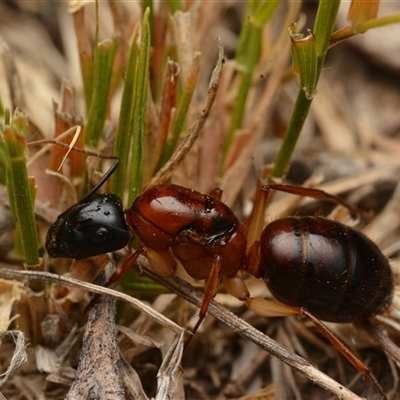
[43,142,393,399]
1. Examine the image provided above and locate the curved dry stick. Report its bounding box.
[0,268,183,335]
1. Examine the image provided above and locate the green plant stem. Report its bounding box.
[222,0,279,170]
[129,8,151,204]
[167,0,182,14]
[85,38,117,147]
[223,24,260,156]
[270,0,340,179]
[2,113,40,267]
[111,32,138,201]
[142,0,155,45]
[0,145,6,185]
[313,0,340,67]
[270,90,312,178]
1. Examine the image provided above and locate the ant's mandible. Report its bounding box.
[44,144,393,399]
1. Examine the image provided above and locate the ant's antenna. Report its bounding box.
[28,139,120,203]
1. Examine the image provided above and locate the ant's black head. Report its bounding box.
[46,193,129,259]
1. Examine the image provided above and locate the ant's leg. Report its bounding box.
[247,182,364,257]
[303,309,388,400]
[264,183,363,216]
[104,247,146,288]
[223,273,299,318]
[84,248,146,314]
[208,187,223,201]
[106,246,178,286]
[245,296,299,318]
[247,182,270,252]
[86,247,178,313]
[184,255,222,348]
[145,248,177,278]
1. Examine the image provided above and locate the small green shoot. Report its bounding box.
[1,110,40,268]
[111,29,139,201]
[222,0,280,170]
[85,38,117,147]
[128,7,151,204]
[271,0,400,179]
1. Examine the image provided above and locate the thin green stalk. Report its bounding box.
[270,0,340,179]
[167,0,182,14]
[254,1,281,24]
[111,31,138,201]
[85,38,117,147]
[331,13,400,46]
[2,111,40,267]
[0,145,6,185]
[270,90,313,178]
[222,0,279,170]
[4,108,10,124]
[142,0,155,45]
[224,23,261,156]
[0,108,6,184]
[355,14,400,32]
[0,95,4,118]
[313,0,341,69]
[128,8,151,204]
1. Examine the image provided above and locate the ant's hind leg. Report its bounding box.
[245,296,299,318]
[223,274,299,318]
[303,309,388,400]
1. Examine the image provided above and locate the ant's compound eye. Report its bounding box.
[93,227,110,243]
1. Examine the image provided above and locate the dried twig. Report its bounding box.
[65,276,126,399]
[0,331,27,388]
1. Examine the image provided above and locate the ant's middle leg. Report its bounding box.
[246,182,363,250]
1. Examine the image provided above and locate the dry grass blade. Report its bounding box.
[0,331,27,388]
[155,332,184,400]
